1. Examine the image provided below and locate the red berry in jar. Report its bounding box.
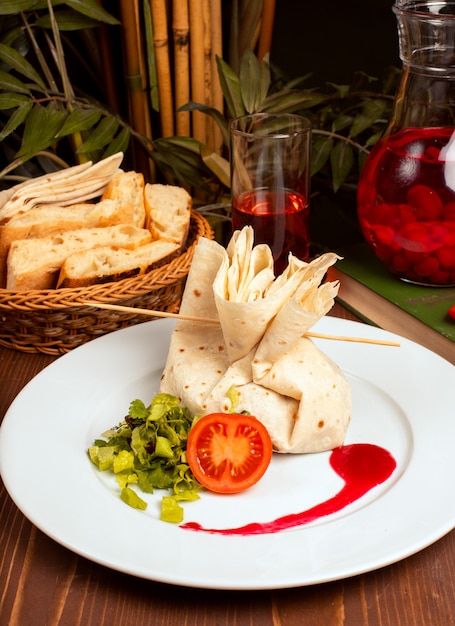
[406,185,443,221]
[357,127,455,286]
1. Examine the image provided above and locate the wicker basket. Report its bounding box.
[0,210,213,355]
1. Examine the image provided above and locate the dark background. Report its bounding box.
[271,0,400,85]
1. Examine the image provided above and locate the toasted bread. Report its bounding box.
[6,224,152,291]
[57,240,180,288]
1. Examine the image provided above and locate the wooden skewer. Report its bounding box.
[83,301,219,324]
[305,331,400,347]
[83,301,401,347]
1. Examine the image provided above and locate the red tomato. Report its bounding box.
[186,413,273,494]
[449,304,455,321]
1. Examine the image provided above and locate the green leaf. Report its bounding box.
[215,55,245,119]
[259,53,272,105]
[332,113,353,133]
[155,436,174,459]
[151,143,214,193]
[326,83,350,97]
[262,89,326,113]
[63,0,120,25]
[154,135,206,157]
[365,130,382,147]
[239,48,262,113]
[382,67,401,95]
[77,116,119,152]
[200,145,230,188]
[152,137,210,171]
[179,102,229,146]
[330,141,354,192]
[55,106,102,137]
[103,125,131,157]
[0,70,31,95]
[0,43,47,91]
[350,99,388,138]
[311,135,334,176]
[0,0,40,14]
[17,102,68,159]
[129,399,149,420]
[143,0,159,111]
[0,93,30,109]
[35,9,106,31]
[0,100,33,142]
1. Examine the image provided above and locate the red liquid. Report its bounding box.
[180,443,396,536]
[358,127,455,285]
[232,188,309,275]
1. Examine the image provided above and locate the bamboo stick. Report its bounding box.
[188,0,206,144]
[202,0,214,148]
[150,0,175,137]
[119,0,152,175]
[82,302,401,347]
[210,0,224,153]
[95,1,121,114]
[118,0,148,133]
[172,0,191,136]
[257,0,276,60]
[228,0,240,72]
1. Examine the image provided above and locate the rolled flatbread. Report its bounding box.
[160,227,351,453]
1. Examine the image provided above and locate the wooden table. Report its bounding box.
[1,303,454,626]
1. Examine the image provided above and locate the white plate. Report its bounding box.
[0,317,454,590]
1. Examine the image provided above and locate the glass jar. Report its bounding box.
[357,0,455,286]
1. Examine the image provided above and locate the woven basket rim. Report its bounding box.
[0,209,212,311]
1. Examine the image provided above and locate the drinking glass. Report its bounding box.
[230,113,312,274]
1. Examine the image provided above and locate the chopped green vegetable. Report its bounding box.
[88,393,201,522]
[113,449,134,473]
[226,385,240,412]
[155,435,174,459]
[121,486,147,510]
[160,496,184,523]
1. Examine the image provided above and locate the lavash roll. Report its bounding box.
[159,227,352,454]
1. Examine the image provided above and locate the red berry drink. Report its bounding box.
[232,188,310,275]
[357,127,455,285]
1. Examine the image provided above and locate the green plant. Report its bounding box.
[0,2,399,250]
[198,51,398,189]
[155,49,399,247]
[0,0,126,181]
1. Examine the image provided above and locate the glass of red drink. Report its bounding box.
[230,113,311,275]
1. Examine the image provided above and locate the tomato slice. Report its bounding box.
[186,412,273,494]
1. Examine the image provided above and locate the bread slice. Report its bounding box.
[57,240,181,288]
[101,170,146,228]
[144,183,191,248]
[0,199,138,287]
[6,224,152,291]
